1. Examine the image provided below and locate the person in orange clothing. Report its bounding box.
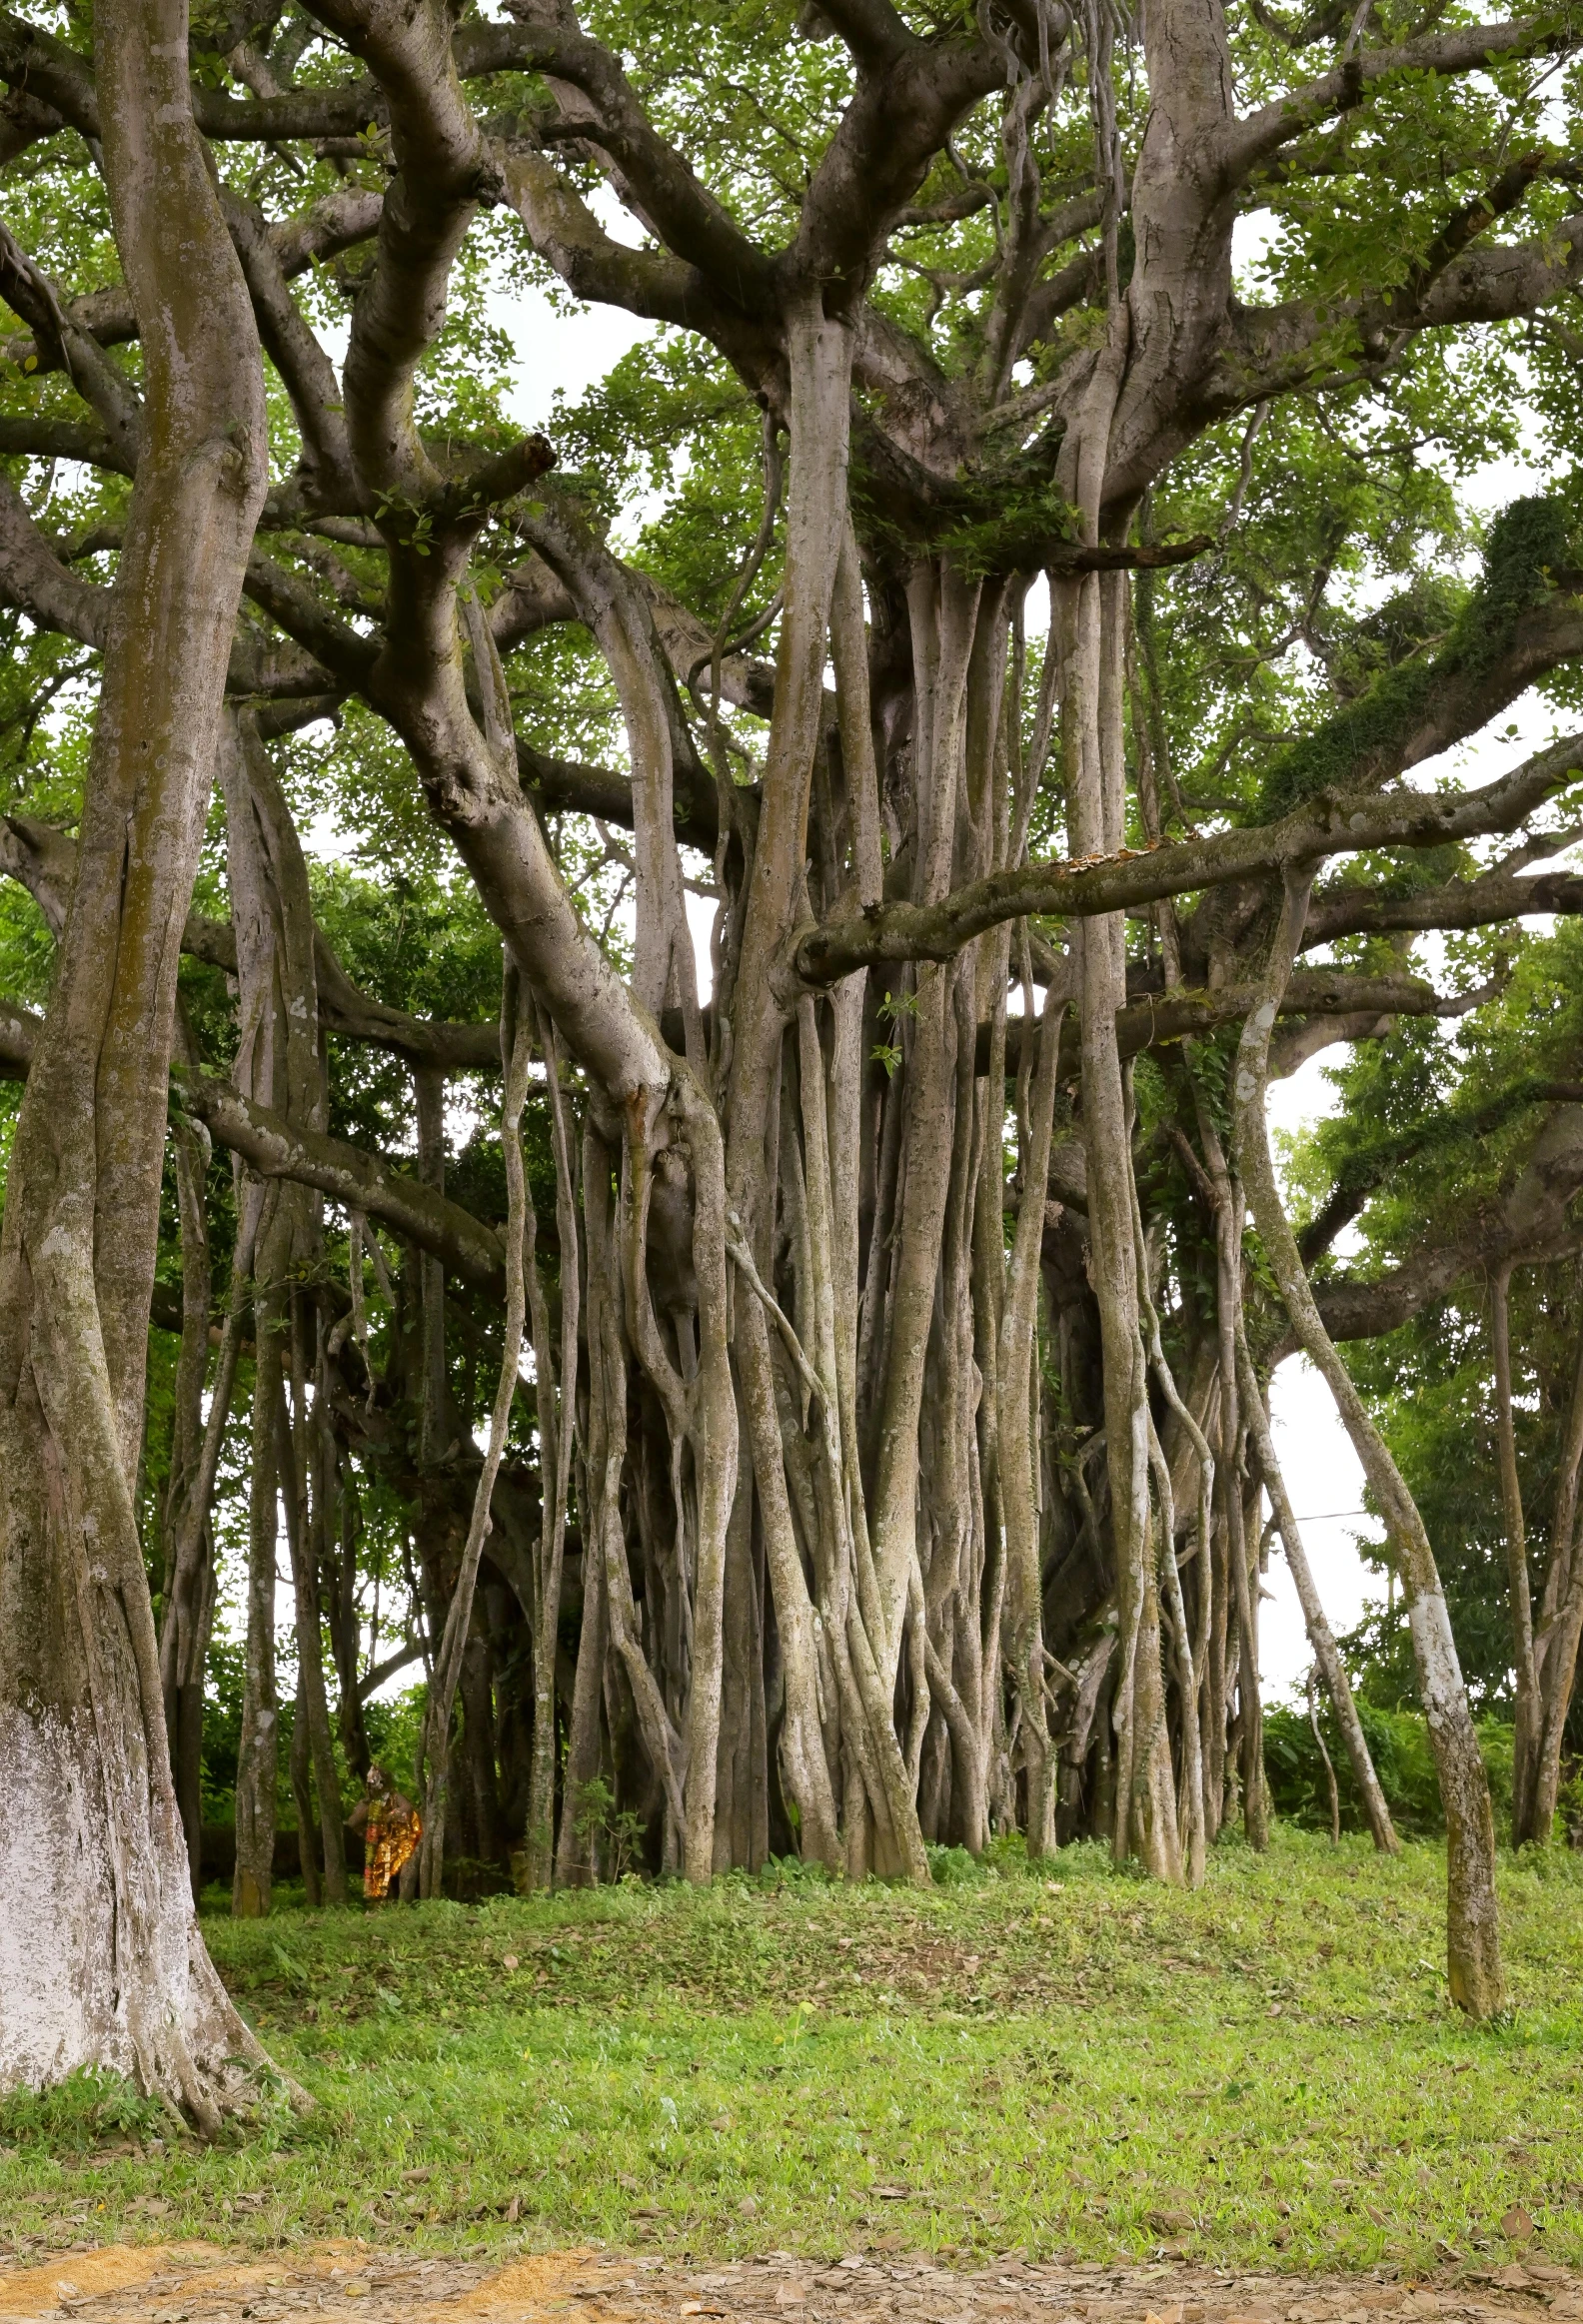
[348,1764,421,1904]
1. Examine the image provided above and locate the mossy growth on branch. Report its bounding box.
[849,430,1078,581]
[1257,496,1577,819]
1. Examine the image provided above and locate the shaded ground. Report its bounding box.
[3,2244,1582,2324]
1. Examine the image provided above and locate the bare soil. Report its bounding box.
[2,2243,1578,2324]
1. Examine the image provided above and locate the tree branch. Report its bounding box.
[2,188,383,382]
[796,734,1583,982]
[1228,18,1579,182]
[177,1068,509,1291]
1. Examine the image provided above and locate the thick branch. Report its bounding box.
[797,734,1583,982]
[1306,864,1583,945]
[2,188,383,382]
[179,1069,508,1290]
[1207,212,1583,412]
[1310,1097,1583,1344]
[1228,19,1577,180]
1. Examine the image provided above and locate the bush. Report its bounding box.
[924,1843,980,1884]
[1264,1699,1516,1838]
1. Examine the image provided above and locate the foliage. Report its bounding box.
[1258,500,1579,817]
[1264,1703,1517,1839]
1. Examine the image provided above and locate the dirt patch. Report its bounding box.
[0,2247,222,2317]
[0,2248,1576,2324]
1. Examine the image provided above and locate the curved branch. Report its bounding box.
[1228,18,1577,181]
[796,733,1583,982]
[179,1069,508,1291]
[0,475,113,648]
[2,188,383,382]
[1294,1095,1583,1347]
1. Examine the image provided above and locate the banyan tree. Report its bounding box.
[4,0,1583,2117]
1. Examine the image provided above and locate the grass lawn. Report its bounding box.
[3,1830,1582,2276]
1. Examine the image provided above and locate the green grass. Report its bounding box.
[4,1829,1583,2275]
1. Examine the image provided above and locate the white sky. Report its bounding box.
[1260,1062,1378,1702]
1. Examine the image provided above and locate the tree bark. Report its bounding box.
[0,0,273,2119]
[1528,1317,1583,1840]
[418,985,532,1894]
[234,1271,281,1921]
[160,1113,216,1902]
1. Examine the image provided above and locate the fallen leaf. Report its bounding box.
[503,1955,520,1972]
[739,2196,760,2217]
[775,2287,807,2308]
[1503,2207,1536,2244]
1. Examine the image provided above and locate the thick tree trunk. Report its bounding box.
[0,0,272,2115]
[721,285,852,1874]
[1000,974,1064,1856]
[1057,554,1180,1884]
